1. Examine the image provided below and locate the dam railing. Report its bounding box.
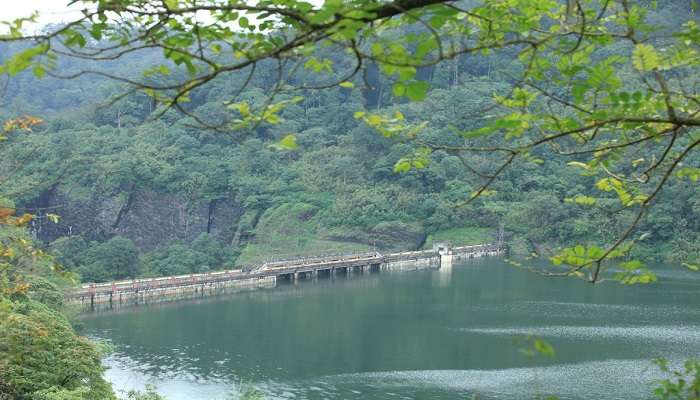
[71,242,505,310]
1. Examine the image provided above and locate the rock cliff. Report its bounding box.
[28,187,243,250]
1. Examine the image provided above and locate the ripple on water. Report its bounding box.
[458,325,700,346]
[286,358,674,400]
[104,357,679,400]
[472,301,700,323]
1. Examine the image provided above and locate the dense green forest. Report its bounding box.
[2,0,698,284]
[2,0,700,398]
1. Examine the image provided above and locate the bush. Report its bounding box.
[0,298,114,399]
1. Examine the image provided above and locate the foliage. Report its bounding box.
[0,2,698,399]
[50,236,140,283]
[0,119,115,399]
[141,233,233,277]
[124,384,167,400]
[235,203,371,265]
[0,298,114,399]
[654,359,700,400]
[513,335,559,400]
[81,236,140,282]
[1,0,698,284]
[515,335,556,360]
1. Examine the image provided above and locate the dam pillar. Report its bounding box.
[435,242,453,269]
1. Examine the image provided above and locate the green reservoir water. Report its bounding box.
[81,259,700,399]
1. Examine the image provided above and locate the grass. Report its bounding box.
[235,202,369,265]
[235,203,494,265]
[236,240,371,265]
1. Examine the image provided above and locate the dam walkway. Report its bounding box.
[71,242,505,310]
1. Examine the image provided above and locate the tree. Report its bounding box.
[83,236,140,281]
[3,0,699,282]
[0,118,116,399]
[0,299,114,400]
[49,236,90,271]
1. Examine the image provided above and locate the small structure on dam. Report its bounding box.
[70,242,505,311]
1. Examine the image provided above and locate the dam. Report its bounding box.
[71,242,505,311]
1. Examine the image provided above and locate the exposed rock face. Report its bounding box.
[29,188,243,250]
[28,189,426,253]
[370,221,427,250]
[207,199,242,245]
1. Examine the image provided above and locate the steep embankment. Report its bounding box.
[31,191,463,266]
[235,203,430,265]
[29,187,243,250]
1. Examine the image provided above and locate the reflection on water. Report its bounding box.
[81,259,700,399]
[434,261,452,287]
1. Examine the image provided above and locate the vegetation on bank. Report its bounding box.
[1,121,114,399]
[2,23,699,283]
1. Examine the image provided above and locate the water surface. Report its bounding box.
[81,259,700,399]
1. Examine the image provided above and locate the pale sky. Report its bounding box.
[0,0,316,35]
[1,0,86,34]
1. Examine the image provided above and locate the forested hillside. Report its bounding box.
[1,1,699,284]
[3,0,700,399]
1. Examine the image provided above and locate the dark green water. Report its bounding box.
[81,259,700,399]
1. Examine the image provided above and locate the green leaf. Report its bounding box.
[277,134,298,150]
[614,260,657,285]
[62,29,87,48]
[392,83,406,97]
[429,15,447,29]
[464,127,496,139]
[89,23,105,40]
[394,159,411,173]
[339,81,354,88]
[394,147,431,172]
[405,81,430,101]
[398,67,416,81]
[265,113,281,124]
[676,167,700,182]
[682,263,700,272]
[229,101,250,117]
[304,57,333,73]
[533,339,555,358]
[565,195,597,206]
[367,115,382,126]
[633,44,661,71]
[32,65,45,78]
[1,44,49,76]
[371,43,383,57]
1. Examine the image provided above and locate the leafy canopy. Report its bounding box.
[0,118,116,399]
[2,0,700,283]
